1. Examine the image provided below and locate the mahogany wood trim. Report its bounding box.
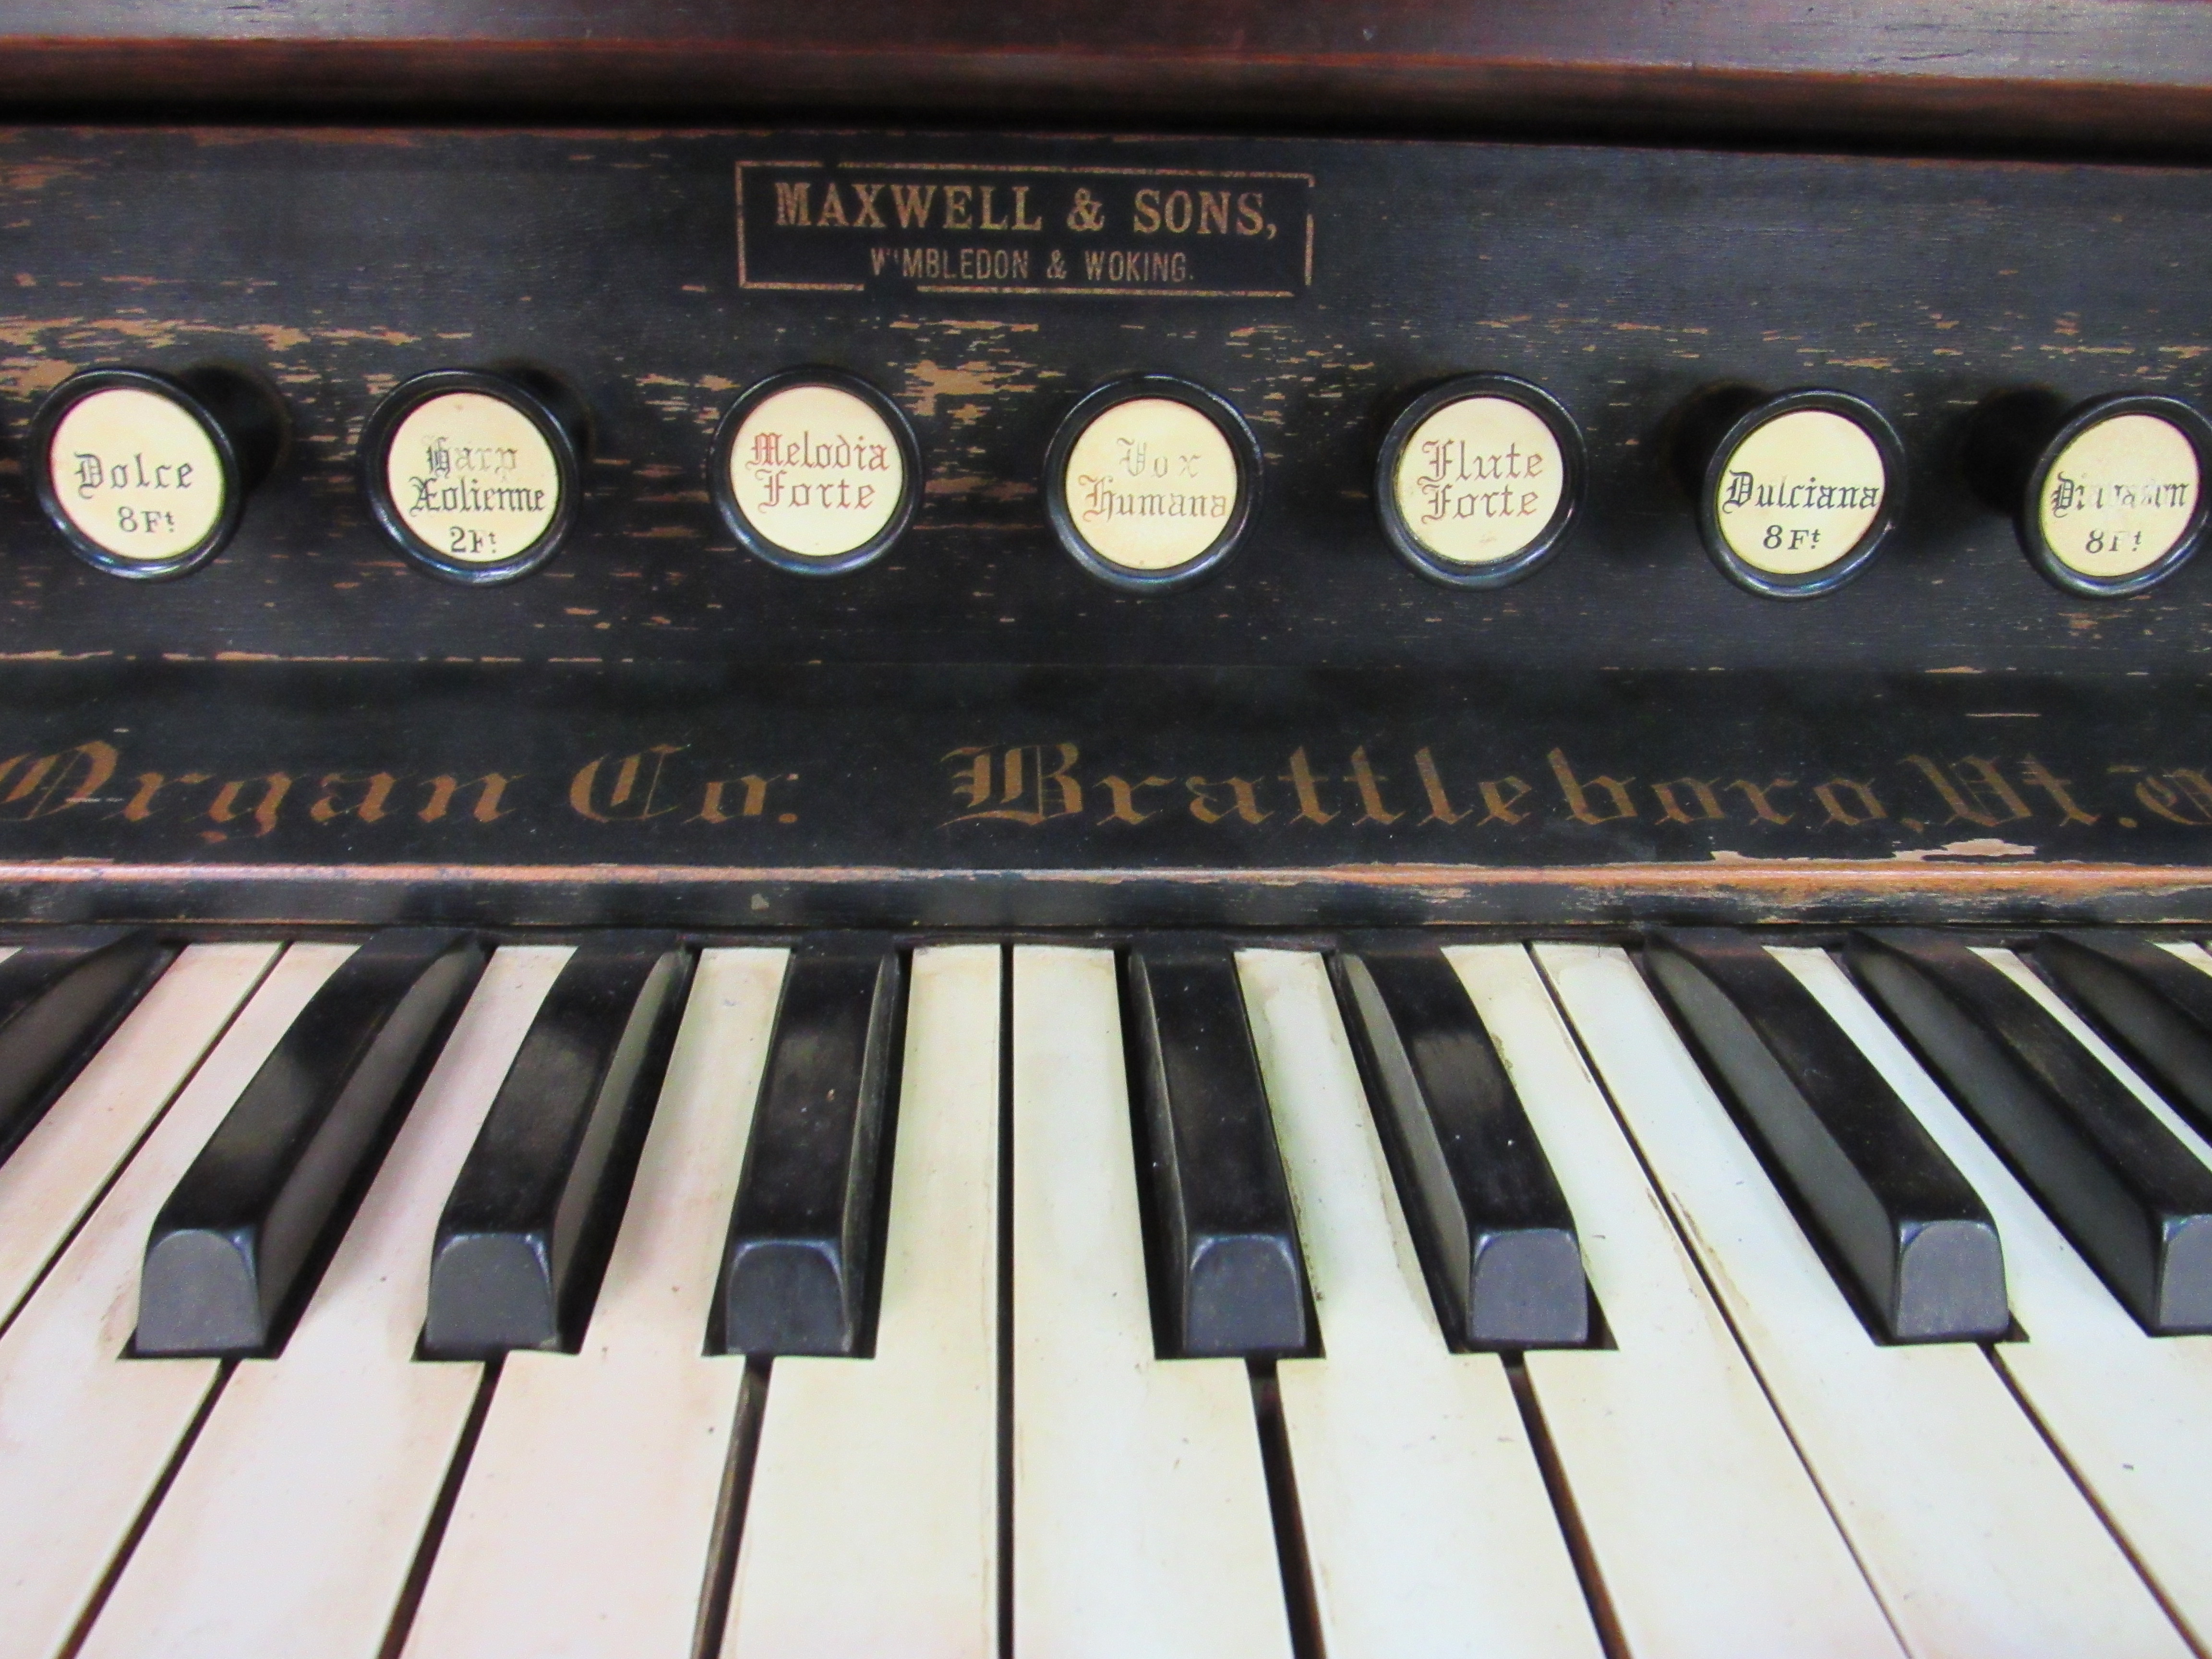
[6,3,2212,151]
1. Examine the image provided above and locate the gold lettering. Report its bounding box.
[814,183,849,227]
[773,180,811,227]
[119,770,210,823]
[309,772,397,825]
[1477,776,1533,826]
[1132,188,1162,234]
[1547,748,1635,826]
[2017,755,2100,825]
[2142,768,2212,825]
[569,747,686,823]
[943,744,1082,825]
[1344,747,1401,825]
[418,774,517,823]
[1276,748,1336,825]
[849,182,887,228]
[1198,190,1230,236]
[1905,755,2032,829]
[942,184,974,230]
[693,773,795,824]
[2133,773,2209,825]
[1236,192,1267,236]
[890,183,938,228]
[1098,774,1172,826]
[1651,777,1725,825]
[207,773,292,838]
[1011,185,1044,232]
[1186,777,1270,825]
[1414,747,1463,825]
[1729,778,1798,825]
[0,741,119,819]
[945,746,994,812]
[1813,779,1886,827]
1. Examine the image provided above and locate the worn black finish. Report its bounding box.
[1646,928,2006,1341]
[0,660,2205,930]
[136,928,486,1356]
[1849,928,2212,1333]
[1331,943,1585,1347]
[0,927,170,1166]
[3,129,2212,676]
[2037,930,2212,1142]
[717,939,902,1356]
[1127,945,1309,1357]
[424,936,690,1356]
[3,127,2212,925]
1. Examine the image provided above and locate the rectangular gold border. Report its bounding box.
[735,157,1313,297]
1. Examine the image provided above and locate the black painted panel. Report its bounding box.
[0,127,2209,676]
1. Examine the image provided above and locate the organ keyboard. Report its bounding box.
[0,927,2202,1655]
[11,2,2212,1654]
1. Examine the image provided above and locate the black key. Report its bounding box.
[1129,946,1310,1358]
[0,928,172,1166]
[2037,930,2212,1142]
[1647,929,2007,1342]
[1850,928,2212,1334]
[1331,945,1586,1348]
[717,941,902,1357]
[425,937,691,1357]
[138,930,486,1356]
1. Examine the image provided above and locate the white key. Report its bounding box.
[402,947,785,1659]
[0,942,352,1659]
[1235,949,1602,1659]
[725,944,1000,1659]
[1447,945,1903,1659]
[0,944,276,1334]
[76,946,571,1659]
[1010,946,1289,1659]
[1539,942,2190,1659]
[1784,944,2212,1650]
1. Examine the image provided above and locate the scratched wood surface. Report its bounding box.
[7,1,2212,155]
[2,126,2212,679]
[3,125,2212,924]
[0,660,2199,927]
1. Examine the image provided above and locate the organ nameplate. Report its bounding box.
[712,373,917,574]
[2038,412,2200,580]
[385,393,561,565]
[1714,409,1888,577]
[1058,395,1240,574]
[45,386,225,564]
[1393,397,1564,565]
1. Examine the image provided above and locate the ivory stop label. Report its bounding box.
[727,383,905,558]
[385,391,562,564]
[1713,408,1887,576]
[1391,396,1564,564]
[1061,397,1239,571]
[48,386,225,562]
[2039,412,2200,579]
